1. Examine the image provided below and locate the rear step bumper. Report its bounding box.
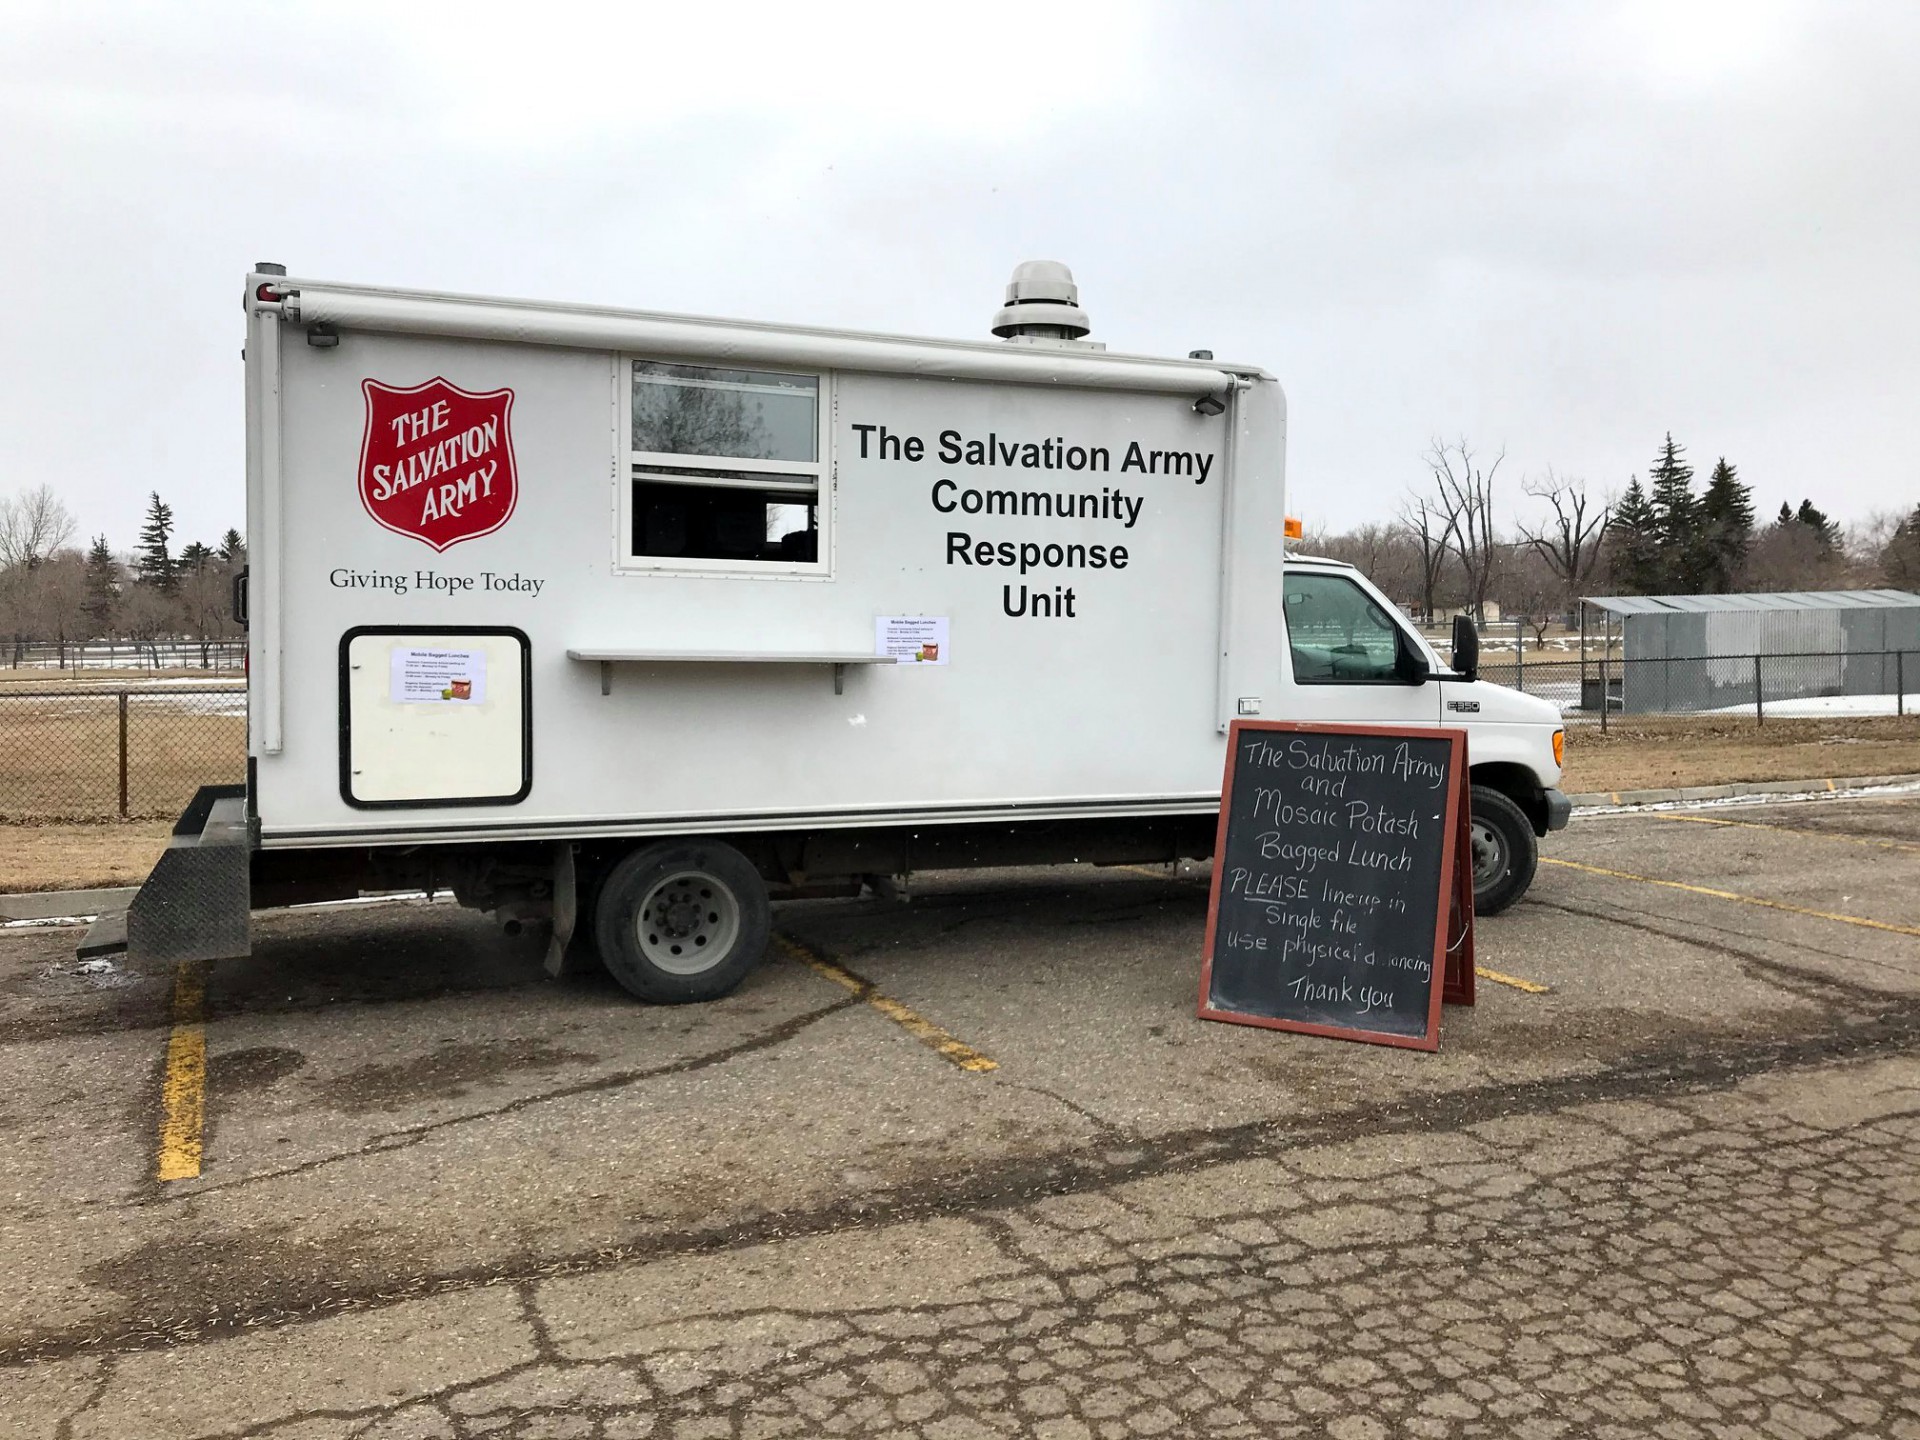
[78,784,253,964]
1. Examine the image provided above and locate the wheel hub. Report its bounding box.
[636,871,743,976]
[1469,818,1505,886]
[660,897,703,936]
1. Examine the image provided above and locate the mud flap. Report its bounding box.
[543,841,583,978]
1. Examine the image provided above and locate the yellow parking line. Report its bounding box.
[775,936,998,1073]
[1640,812,1920,854]
[1540,858,1920,938]
[1475,967,1549,994]
[156,960,210,1182]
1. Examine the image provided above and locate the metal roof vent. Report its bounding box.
[992,260,1092,342]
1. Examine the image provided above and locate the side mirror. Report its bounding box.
[1450,614,1479,681]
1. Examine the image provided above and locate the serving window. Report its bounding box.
[619,360,828,574]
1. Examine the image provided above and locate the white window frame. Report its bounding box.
[615,356,833,579]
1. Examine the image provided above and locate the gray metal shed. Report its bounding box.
[1579,590,1920,714]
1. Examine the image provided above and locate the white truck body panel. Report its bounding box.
[240,272,1559,856]
[247,276,1306,848]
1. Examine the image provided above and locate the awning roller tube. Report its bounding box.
[280,286,1237,399]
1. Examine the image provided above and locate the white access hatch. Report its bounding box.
[342,629,531,806]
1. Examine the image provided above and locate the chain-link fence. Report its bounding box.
[0,645,1912,823]
[2,640,245,671]
[0,686,246,821]
[1482,650,1919,728]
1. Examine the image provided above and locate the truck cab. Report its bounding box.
[1280,555,1570,913]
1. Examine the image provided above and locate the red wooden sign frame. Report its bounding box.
[1197,721,1471,1052]
[1442,782,1476,1006]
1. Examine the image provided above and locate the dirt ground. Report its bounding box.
[1560,714,1920,793]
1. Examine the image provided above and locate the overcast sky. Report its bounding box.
[2,0,1915,552]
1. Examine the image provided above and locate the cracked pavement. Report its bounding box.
[3,793,1919,1436]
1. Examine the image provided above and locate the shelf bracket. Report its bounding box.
[600,661,611,696]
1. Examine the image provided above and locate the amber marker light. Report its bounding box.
[1553,729,1565,767]
[1283,516,1303,539]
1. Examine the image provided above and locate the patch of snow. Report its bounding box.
[1705,693,1920,718]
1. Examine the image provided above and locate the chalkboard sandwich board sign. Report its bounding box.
[1199,721,1469,1052]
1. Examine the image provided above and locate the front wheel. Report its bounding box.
[593,841,771,1003]
[1469,784,1538,917]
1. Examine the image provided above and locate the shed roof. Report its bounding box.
[1581,589,1920,617]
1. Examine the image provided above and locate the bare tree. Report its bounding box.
[1395,493,1457,623]
[1515,468,1612,624]
[1425,437,1504,624]
[0,485,80,663]
[1306,522,1422,604]
[179,555,241,667]
[0,484,77,569]
[27,548,89,667]
[1842,510,1906,587]
[119,582,180,668]
[1742,520,1844,591]
[1489,545,1565,643]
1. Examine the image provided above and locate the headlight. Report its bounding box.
[1553,729,1565,767]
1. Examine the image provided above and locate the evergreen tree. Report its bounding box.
[179,540,214,572]
[83,535,119,637]
[1697,457,1755,592]
[135,491,178,593]
[1794,498,1840,552]
[1883,505,1920,589]
[219,528,245,563]
[1645,432,1700,589]
[1607,477,1662,593]
[1776,501,1794,526]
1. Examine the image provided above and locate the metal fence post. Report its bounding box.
[1754,655,1763,726]
[117,691,130,819]
[1900,651,1906,718]
[1599,645,1609,733]
[1515,619,1525,692]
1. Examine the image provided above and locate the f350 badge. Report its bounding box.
[358,377,517,551]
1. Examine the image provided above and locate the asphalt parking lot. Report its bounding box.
[3,791,1918,1438]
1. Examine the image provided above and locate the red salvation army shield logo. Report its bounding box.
[358,378,518,551]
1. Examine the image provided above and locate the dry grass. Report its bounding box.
[0,821,173,893]
[0,693,244,821]
[1561,715,1920,794]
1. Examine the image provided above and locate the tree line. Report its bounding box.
[1307,433,1920,632]
[0,487,244,667]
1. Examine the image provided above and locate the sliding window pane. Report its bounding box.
[632,362,818,463]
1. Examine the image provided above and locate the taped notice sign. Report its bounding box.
[876,616,949,665]
[391,647,488,704]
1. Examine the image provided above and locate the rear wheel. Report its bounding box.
[1469,784,1537,917]
[593,841,770,1003]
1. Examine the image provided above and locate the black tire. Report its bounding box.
[1469,784,1538,917]
[592,841,770,1003]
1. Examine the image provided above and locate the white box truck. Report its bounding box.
[90,261,1568,1001]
